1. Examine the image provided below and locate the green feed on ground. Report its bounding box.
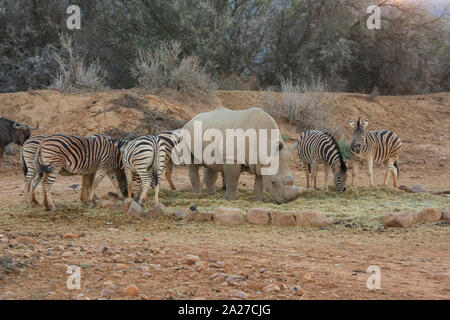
[1,187,448,231]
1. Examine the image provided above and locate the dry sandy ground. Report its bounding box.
[0,90,449,300]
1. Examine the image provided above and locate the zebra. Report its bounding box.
[157,129,183,190]
[30,134,128,211]
[349,117,401,187]
[122,135,166,207]
[21,135,128,208]
[297,130,347,192]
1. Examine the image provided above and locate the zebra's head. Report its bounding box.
[349,117,368,154]
[333,161,347,192]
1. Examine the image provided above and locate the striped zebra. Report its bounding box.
[21,135,127,208]
[30,134,128,211]
[157,130,182,190]
[297,130,347,192]
[122,135,166,207]
[349,117,401,187]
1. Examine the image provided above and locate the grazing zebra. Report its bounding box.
[30,134,128,211]
[297,130,347,192]
[349,117,401,187]
[21,135,127,208]
[157,130,182,190]
[122,135,166,207]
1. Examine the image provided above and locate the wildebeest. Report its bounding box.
[0,117,38,171]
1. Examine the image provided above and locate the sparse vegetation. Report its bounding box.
[131,41,216,96]
[48,34,108,93]
[338,139,351,160]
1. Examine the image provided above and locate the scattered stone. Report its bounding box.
[234,291,248,299]
[100,288,113,298]
[270,211,296,226]
[103,280,116,289]
[301,273,314,283]
[173,208,192,221]
[442,208,450,221]
[123,284,140,297]
[211,273,228,282]
[146,203,166,217]
[185,254,200,265]
[125,200,145,218]
[226,274,245,282]
[263,283,280,293]
[189,205,197,212]
[292,286,304,296]
[63,233,79,239]
[213,207,244,225]
[142,237,151,242]
[408,185,425,193]
[101,192,121,201]
[246,280,264,291]
[17,236,36,244]
[99,199,116,209]
[122,198,133,214]
[62,251,73,258]
[382,211,418,228]
[246,208,271,225]
[295,210,333,227]
[417,208,442,222]
[191,211,213,222]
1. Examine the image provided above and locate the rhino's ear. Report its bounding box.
[349,120,355,128]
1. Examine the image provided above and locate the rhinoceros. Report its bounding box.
[181,107,302,203]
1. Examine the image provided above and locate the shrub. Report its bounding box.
[337,139,351,160]
[217,72,260,91]
[131,41,216,96]
[48,34,108,92]
[263,75,331,133]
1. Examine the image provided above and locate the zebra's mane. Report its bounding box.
[323,131,347,173]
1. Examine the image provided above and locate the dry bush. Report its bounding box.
[217,72,260,91]
[131,41,216,96]
[263,76,333,133]
[48,34,108,93]
[108,92,185,136]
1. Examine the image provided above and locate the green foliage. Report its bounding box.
[338,139,351,160]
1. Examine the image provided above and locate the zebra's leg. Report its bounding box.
[136,170,151,207]
[132,173,142,200]
[106,171,125,200]
[87,168,108,206]
[42,169,61,211]
[310,161,318,189]
[25,168,39,207]
[324,163,330,191]
[367,157,374,187]
[387,158,399,187]
[351,158,359,187]
[383,160,390,186]
[153,183,160,205]
[80,174,94,205]
[123,167,134,199]
[29,173,43,208]
[165,160,176,190]
[303,161,310,189]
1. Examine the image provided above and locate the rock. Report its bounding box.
[408,185,425,193]
[99,199,116,209]
[173,208,192,221]
[191,212,213,222]
[123,284,140,297]
[100,288,113,298]
[103,280,116,289]
[234,291,248,299]
[270,211,296,226]
[146,203,166,217]
[185,254,200,265]
[101,192,121,201]
[62,251,73,258]
[263,283,280,293]
[125,200,145,218]
[17,236,36,244]
[417,208,442,222]
[301,273,314,283]
[122,198,133,214]
[382,211,418,228]
[210,273,228,282]
[292,286,304,296]
[442,208,450,221]
[226,274,245,282]
[213,207,244,225]
[142,237,151,242]
[63,233,79,239]
[246,208,270,225]
[246,280,264,291]
[295,210,333,227]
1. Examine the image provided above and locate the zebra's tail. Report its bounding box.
[20,150,27,177]
[394,160,399,178]
[150,141,162,189]
[33,149,52,177]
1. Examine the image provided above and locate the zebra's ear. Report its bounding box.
[362,119,369,128]
[349,120,355,128]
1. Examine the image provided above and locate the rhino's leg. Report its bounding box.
[253,174,266,202]
[204,167,218,195]
[223,164,241,200]
[188,164,202,193]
